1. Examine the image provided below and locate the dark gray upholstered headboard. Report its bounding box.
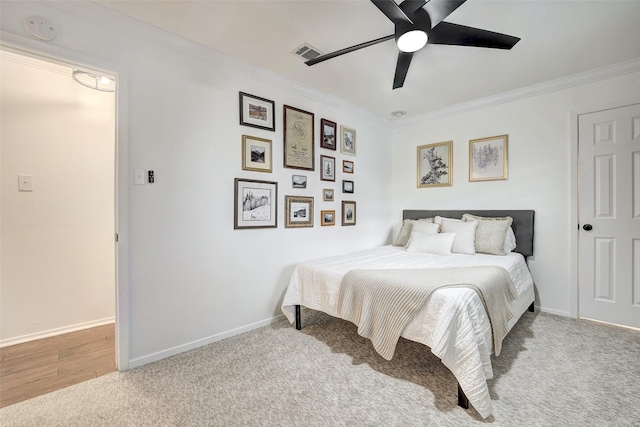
[402,210,535,257]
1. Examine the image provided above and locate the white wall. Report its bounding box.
[0,2,393,365]
[0,51,116,344]
[391,71,640,316]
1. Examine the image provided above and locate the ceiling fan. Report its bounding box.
[305,0,521,89]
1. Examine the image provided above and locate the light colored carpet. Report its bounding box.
[1,310,638,426]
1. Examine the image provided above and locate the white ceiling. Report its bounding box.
[95,0,640,121]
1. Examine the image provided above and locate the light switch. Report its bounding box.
[134,169,145,185]
[18,174,33,192]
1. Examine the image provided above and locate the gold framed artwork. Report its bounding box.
[239,92,275,131]
[241,135,272,173]
[323,189,334,201]
[340,125,357,156]
[417,141,453,188]
[321,210,335,226]
[469,134,508,182]
[342,160,354,174]
[285,195,314,228]
[284,105,314,170]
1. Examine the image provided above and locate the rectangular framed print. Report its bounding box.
[321,210,335,226]
[284,105,315,170]
[239,92,275,131]
[320,118,337,150]
[342,200,356,226]
[320,155,336,182]
[234,178,277,229]
[417,141,453,188]
[242,135,272,173]
[342,180,354,193]
[285,195,314,228]
[292,175,307,189]
[323,188,334,201]
[342,160,354,174]
[469,134,508,181]
[340,125,357,156]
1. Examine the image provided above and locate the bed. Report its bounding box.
[281,210,535,418]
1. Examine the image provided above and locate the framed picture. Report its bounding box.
[417,141,453,188]
[320,119,337,150]
[342,160,354,174]
[285,195,314,228]
[241,135,272,173]
[292,175,307,189]
[320,155,336,182]
[342,200,356,226]
[340,125,357,156]
[342,180,354,194]
[239,92,275,131]
[321,210,336,226]
[323,188,334,201]
[469,134,508,182]
[234,178,277,229]
[284,105,314,170]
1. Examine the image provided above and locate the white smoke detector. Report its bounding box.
[25,16,58,42]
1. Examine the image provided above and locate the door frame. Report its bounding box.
[569,96,640,320]
[0,35,130,370]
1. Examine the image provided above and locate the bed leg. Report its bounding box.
[457,383,469,409]
[295,305,301,330]
[528,302,535,312]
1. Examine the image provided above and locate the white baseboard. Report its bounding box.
[536,306,571,318]
[0,317,116,348]
[127,314,286,370]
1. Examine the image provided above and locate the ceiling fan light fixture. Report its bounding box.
[396,30,428,53]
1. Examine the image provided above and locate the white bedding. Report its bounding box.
[281,245,535,419]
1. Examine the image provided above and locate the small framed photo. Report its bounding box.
[292,175,307,189]
[242,135,272,173]
[320,119,337,150]
[285,196,314,228]
[239,92,275,131]
[342,180,354,194]
[469,134,508,182]
[323,188,334,201]
[234,178,277,229]
[340,125,357,156]
[417,141,453,188]
[342,200,356,226]
[342,160,354,174]
[321,210,335,226]
[320,155,336,182]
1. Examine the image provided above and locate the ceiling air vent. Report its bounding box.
[292,43,323,62]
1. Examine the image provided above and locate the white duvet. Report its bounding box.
[281,245,535,419]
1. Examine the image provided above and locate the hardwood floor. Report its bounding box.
[0,323,116,408]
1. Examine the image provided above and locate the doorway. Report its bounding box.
[577,102,640,329]
[0,49,118,405]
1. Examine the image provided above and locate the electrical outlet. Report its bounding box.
[134,169,145,185]
[18,174,33,192]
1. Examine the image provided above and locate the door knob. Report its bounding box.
[583,224,593,231]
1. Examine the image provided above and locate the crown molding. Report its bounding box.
[47,1,390,126]
[392,57,640,128]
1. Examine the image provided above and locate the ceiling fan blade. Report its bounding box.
[371,0,413,25]
[393,52,414,89]
[305,35,395,66]
[428,22,520,49]
[399,0,427,16]
[423,0,466,28]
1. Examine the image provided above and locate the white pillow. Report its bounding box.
[393,218,434,246]
[462,214,513,255]
[439,219,478,254]
[434,216,462,225]
[406,232,456,256]
[411,221,440,235]
[504,227,517,253]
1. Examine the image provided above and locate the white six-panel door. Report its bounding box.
[578,103,640,329]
